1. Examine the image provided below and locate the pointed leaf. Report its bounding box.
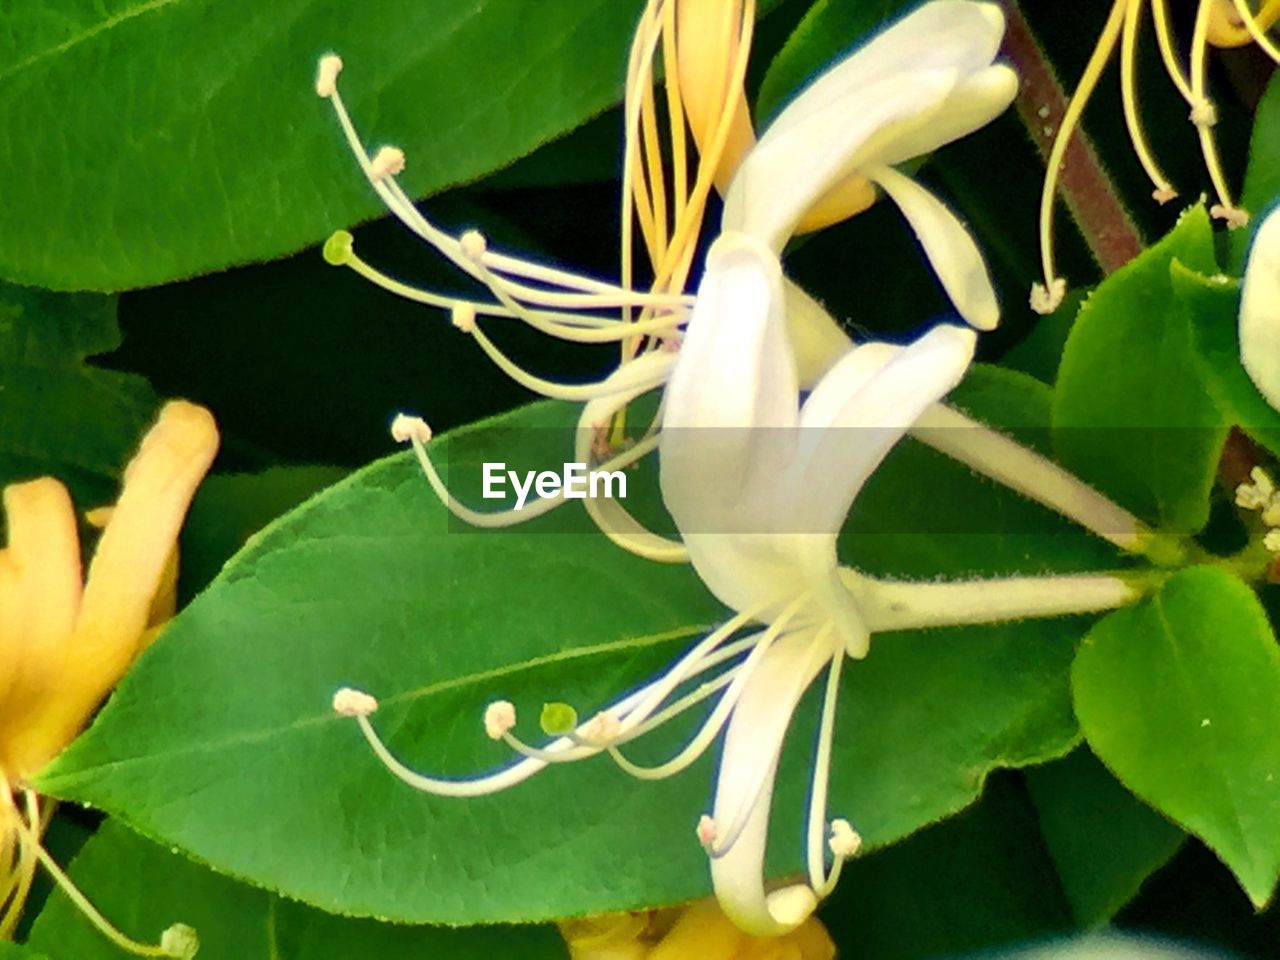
[1072,566,1280,908]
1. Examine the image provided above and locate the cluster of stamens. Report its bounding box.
[331,593,860,888]
[1236,466,1280,553]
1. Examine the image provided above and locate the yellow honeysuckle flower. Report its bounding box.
[0,400,218,957]
[1033,0,1279,313]
[560,898,835,960]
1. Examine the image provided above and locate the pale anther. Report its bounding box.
[1265,530,1280,554]
[1210,203,1249,229]
[696,815,717,849]
[451,302,477,333]
[828,819,862,858]
[1235,467,1275,509]
[1190,100,1219,127]
[315,54,343,98]
[1030,279,1067,316]
[484,700,517,740]
[1152,187,1177,204]
[583,711,621,744]
[459,230,488,261]
[390,413,432,445]
[369,146,406,181]
[333,687,379,718]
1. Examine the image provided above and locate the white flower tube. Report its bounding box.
[1240,204,1280,411]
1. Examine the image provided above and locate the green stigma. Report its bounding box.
[323,230,354,266]
[540,702,578,736]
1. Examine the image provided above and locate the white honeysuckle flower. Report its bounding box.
[1240,204,1280,412]
[314,0,1015,560]
[721,0,1016,330]
[659,232,975,934]
[334,230,1138,932]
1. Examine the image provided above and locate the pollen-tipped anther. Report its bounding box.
[1190,100,1219,128]
[1029,279,1067,315]
[484,700,517,740]
[1236,467,1275,509]
[315,54,343,98]
[459,230,488,261]
[583,711,621,744]
[1265,530,1280,554]
[696,815,717,849]
[1210,204,1249,229]
[451,302,477,333]
[1152,187,1177,205]
[390,414,432,445]
[369,146,406,181]
[828,819,862,858]
[160,923,200,960]
[333,687,379,718]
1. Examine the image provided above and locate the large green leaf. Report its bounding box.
[1053,207,1228,534]
[1026,747,1185,926]
[39,378,1108,923]
[0,282,156,504]
[27,821,567,960]
[0,945,55,960]
[1072,566,1280,908]
[0,0,644,291]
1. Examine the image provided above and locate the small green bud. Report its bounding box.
[161,923,200,959]
[323,230,354,266]
[540,702,578,736]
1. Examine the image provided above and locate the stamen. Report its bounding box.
[1120,0,1178,202]
[1236,466,1275,509]
[459,230,488,261]
[315,54,343,98]
[369,146,406,182]
[323,229,355,267]
[332,687,379,718]
[9,811,198,958]
[1265,530,1280,553]
[1229,0,1280,63]
[485,701,517,740]
[696,815,718,849]
[828,820,861,859]
[1191,0,1248,227]
[1035,0,1127,313]
[389,414,432,446]
[805,628,844,893]
[451,302,477,334]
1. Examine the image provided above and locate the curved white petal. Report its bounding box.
[723,69,958,251]
[1240,205,1280,411]
[864,165,999,329]
[709,632,830,936]
[869,64,1018,167]
[791,324,976,539]
[662,234,797,552]
[764,1,1006,144]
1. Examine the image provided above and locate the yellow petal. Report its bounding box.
[8,401,218,778]
[0,479,83,779]
[648,898,835,960]
[1206,0,1252,46]
[676,0,756,192]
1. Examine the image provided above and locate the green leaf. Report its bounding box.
[0,945,56,960]
[178,465,348,599]
[1001,292,1086,386]
[40,388,1106,923]
[1052,207,1228,534]
[1229,72,1280,273]
[757,0,916,124]
[1072,566,1280,908]
[1172,261,1280,457]
[27,820,568,960]
[1026,747,1185,926]
[0,282,156,504]
[0,1,645,291]
[822,774,1071,960]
